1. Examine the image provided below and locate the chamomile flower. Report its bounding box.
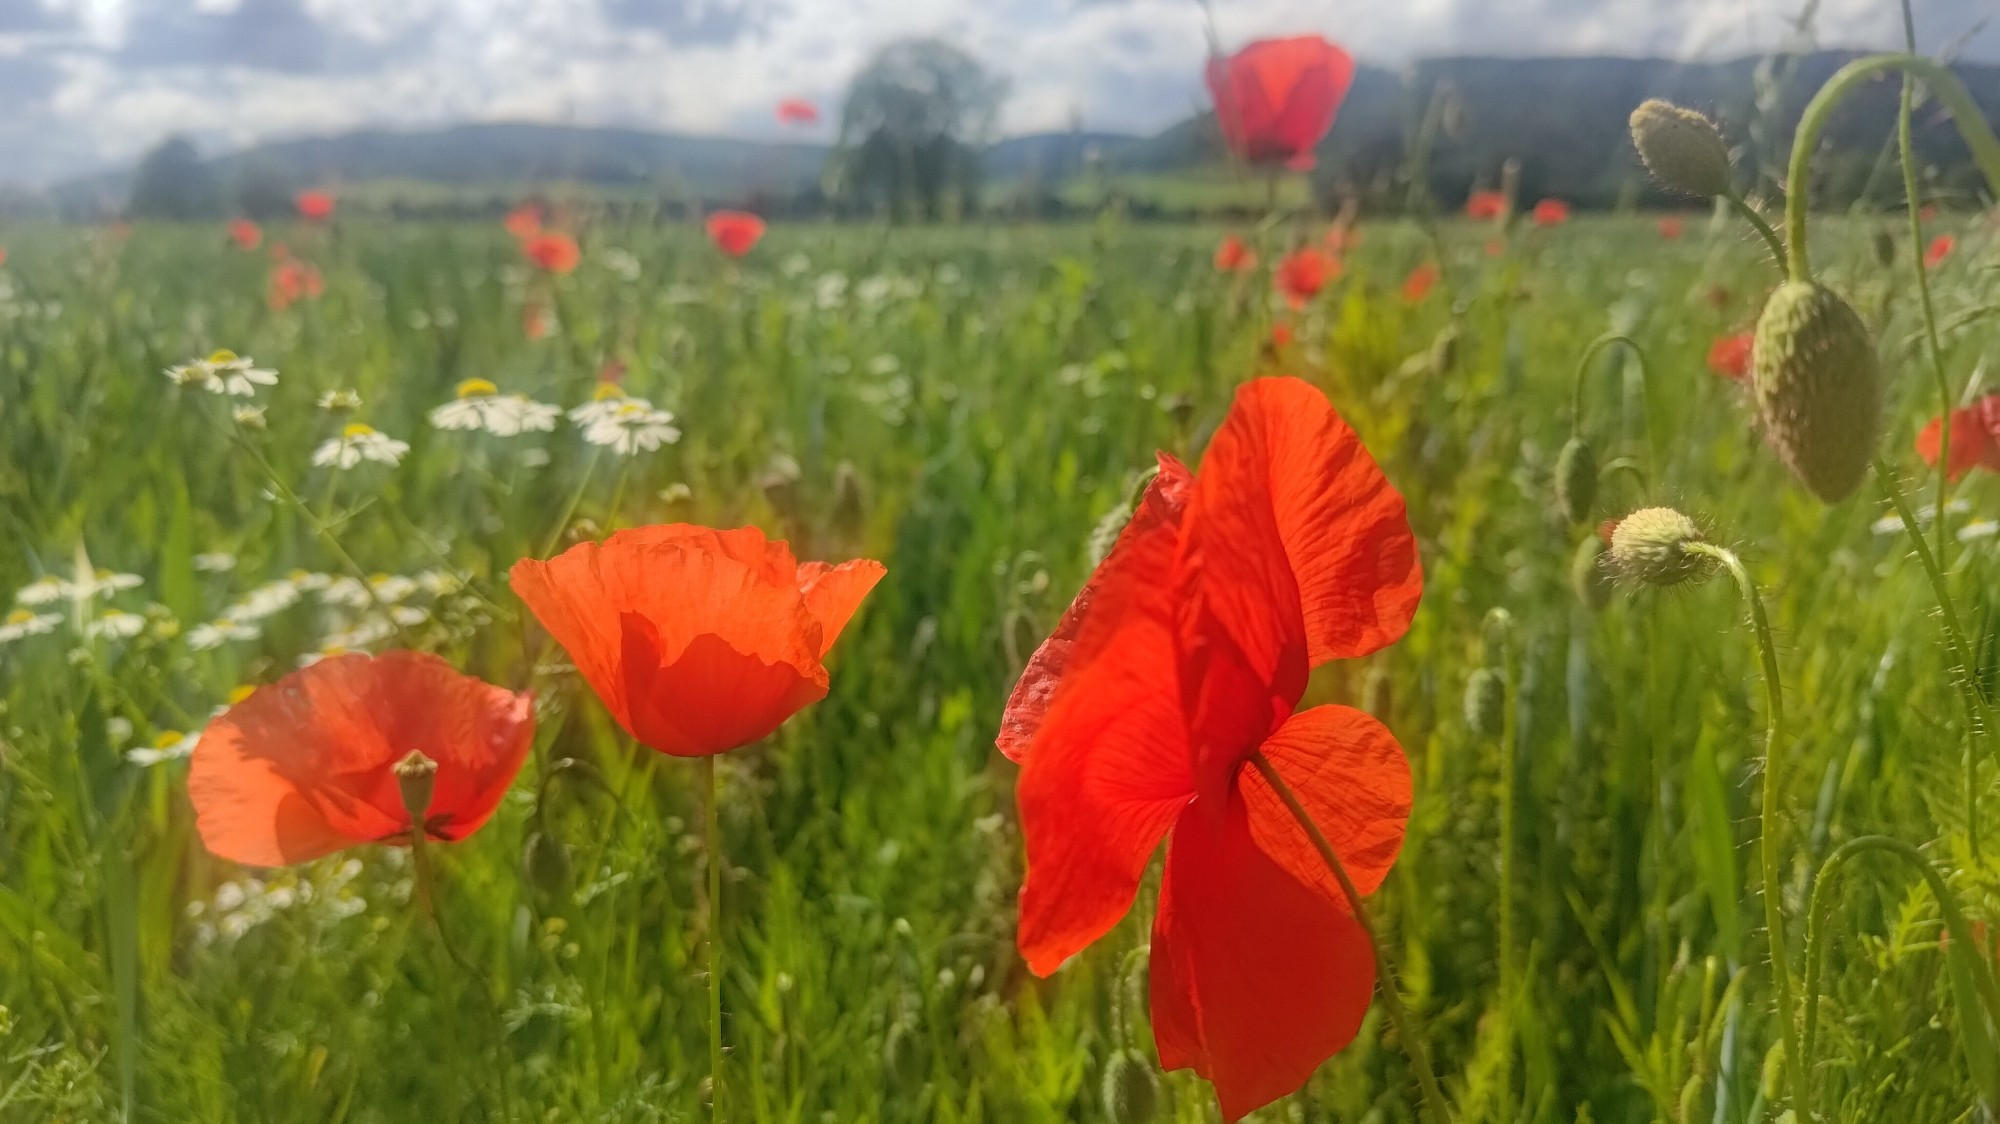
[233,404,267,429]
[318,389,362,413]
[127,728,199,767]
[0,608,60,643]
[209,351,278,396]
[224,579,302,621]
[288,569,332,592]
[579,398,681,457]
[84,610,146,640]
[187,617,259,651]
[430,379,561,436]
[566,381,637,427]
[312,423,409,470]
[193,552,237,573]
[71,569,142,600]
[14,575,66,605]
[164,356,221,390]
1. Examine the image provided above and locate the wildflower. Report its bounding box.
[430,379,561,436]
[1926,234,1956,268]
[1531,198,1571,226]
[129,728,200,767]
[1205,35,1354,169]
[85,610,146,640]
[1213,234,1256,273]
[522,232,581,274]
[706,211,767,258]
[193,552,237,573]
[268,259,325,310]
[188,617,259,651]
[1465,190,1507,221]
[295,190,335,221]
[523,302,554,340]
[0,608,60,643]
[70,570,142,599]
[1657,216,1685,240]
[228,219,263,251]
[15,575,67,604]
[224,579,302,621]
[510,524,884,756]
[312,423,410,470]
[1401,263,1440,302]
[580,400,681,456]
[1323,226,1360,254]
[165,356,222,390]
[1917,394,2000,481]
[1274,247,1339,309]
[1270,321,1294,349]
[318,389,362,412]
[188,651,534,866]
[1706,332,1752,381]
[503,202,544,240]
[776,98,821,125]
[1000,377,1422,1122]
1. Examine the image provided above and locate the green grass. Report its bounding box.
[1,207,1997,1122]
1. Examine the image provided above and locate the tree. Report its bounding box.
[834,38,1006,221]
[127,136,223,221]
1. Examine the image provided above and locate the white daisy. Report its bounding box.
[71,569,143,600]
[0,608,60,643]
[187,617,259,651]
[582,400,681,457]
[369,574,418,603]
[288,569,332,592]
[566,382,638,427]
[416,570,464,597]
[430,379,561,436]
[192,552,237,573]
[318,389,362,413]
[225,580,302,621]
[127,728,199,767]
[15,575,67,604]
[164,356,221,390]
[211,352,278,397]
[84,610,146,640]
[318,575,369,608]
[312,424,409,470]
[233,405,267,429]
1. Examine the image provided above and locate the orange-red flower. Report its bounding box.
[1918,394,2000,481]
[1926,234,1956,268]
[776,98,820,125]
[1213,233,1256,273]
[1000,377,1421,1122]
[1205,36,1354,169]
[1531,198,1571,226]
[267,258,325,310]
[228,219,262,251]
[1465,190,1507,221]
[511,525,884,757]
[706,210,767,257]
[504,202,545,240]
[0,247,8,267]
[1322,225,1361,254]
[523,231,581,274]
[1657,216,1685,240]
[188,651,533,867]
[523,302,553,340]
[1401,263,1440,302]
[1274,247,1339,308]
[1706,332,1752,381]
[1270,321,1294,349]
[296,190,335,221]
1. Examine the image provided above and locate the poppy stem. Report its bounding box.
[1248,750,1454,1124]
[1723,190,1788,276]
[703,754,727,1120]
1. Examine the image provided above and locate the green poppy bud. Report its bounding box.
[1464,667,1506,737]
[1102,1048,1162,1124]
[1571,535,1613,611]
[1629,99,1733,197]
[1751,281,1881,503]
[1606,508,1717,588]
[1555,437,1597,525]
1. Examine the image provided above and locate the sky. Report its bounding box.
[0,0,1993,185]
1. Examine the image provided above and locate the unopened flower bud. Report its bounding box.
[1555,437,1597,524]
[1607,507,1717,588]
[1464,667,1505,736]
[1873,229,1896,268]
[522,830,572,902]
[1571,535,1613,611]
[1629,99,1733,197]
[1102,1048,1162,1124]
[393,749,438,823]
[1751,281,1880,503]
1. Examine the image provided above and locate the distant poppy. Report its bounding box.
[1270,321,1294,349]
[706,210,767,258]
[1531,198,1571,226]
[511,524,884,756]
[1322,226,1361,254]
[1205,36,1355,169]
[188,651,534,867]
[296,190,335,221]
[523,302,553,340]
[776,98,821,125]
[1401,263,1440,302]
[1917,394,2000,481]
[504,203,545,241]
[1214,233,1257,273]
[1657,216,1685,240]
[523,231,581,274]
[1706,332,1753,381]
[1926,234,1956,268]
[1001,376,1422,1122]
[228,219,263,251]
[1464,190,1507,221]
[1921,204,1940,222]
[267,259,325,310]
[1483,238,1506,257]
[0,247,8,268]
[1274,247,1339,309]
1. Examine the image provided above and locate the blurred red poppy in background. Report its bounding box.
[228,219,263,251]
[1402,263,1440,302]
[1205,36,1354,169]
[1214,234,1256,273]
[1918,394,2000,480]
[1274,247,1339,308]
[268,259,325,310]
[296,190,335,221]
[1465,190,1507,221]
[1269,321,1294,349]
[1657,216,1685,240]
[511,524,884,756]
[523,231,581,274]
[1000,376,1422,1122]
[189,651,534,866]
[1322,226,1361,254]
[522,302,553,340]
[1926,234,1956,268]
[776,98,821,125]
[1706,332,1752,381]
[504,203,545,240]
[706,210,767,257]
[1531,198,1571,226]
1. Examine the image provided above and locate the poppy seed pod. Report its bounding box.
[1555,437,1597,524]
[1571,535,1613,611]
[1464,667,1505,736]
[1751,282,1881,503]
[1102,1049,1162,1124]
[1607,507,1717,588]
[393,749,438,822]
[1629,99,1733,197]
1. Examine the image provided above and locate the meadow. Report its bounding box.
[2,181,1998,1122]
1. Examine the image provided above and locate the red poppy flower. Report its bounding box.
[0,247,8,267]
[1213,233,1256,273]
[706,210,767,257]
[267,259,325,310]
[1270,321,1294,349]
[511,524,885,757]
[776,98,821,125]
[504,203,545,240]
[523,231,581,274]
[228,219,262,251]
[1205,36,1355,169]
[1274,247,1339,308]
[296,190,335,221]
[1926,234,1956,268]
[1917,394,2000,481]
[1706,332,1753,381]
[188,651,534,867]
[1657,216,1685,240]
[1322,226,1361,254]
[523,302,552,340]
[1531,198,1571,226]
[1401,263,1440,302]
[1464,190,1507,221]
[1000,377,1421,1122]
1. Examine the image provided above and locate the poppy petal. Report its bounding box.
[1240,705,1411,906]
[369,651,536,841]
[188,751,350,866]
[797,558,888,657]
[998,453,1193,762]
[621,617,828,756]
[1149,790,1377,1122]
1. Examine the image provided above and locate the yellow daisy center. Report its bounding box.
[456,378,499,399]
[152,730,185,749]
[227,684,256,706]
[591,381,624,401]
[342,423,377,439]
[207,349,238,364]
[5,608,33,625]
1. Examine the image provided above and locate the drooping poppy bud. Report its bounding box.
[1204,36,1355,169]
[522,830,573,902]
[1102,1049,1162,1124]
[1750,282,1881,503]
[1463,667,1505,736]
[1607,507,1717,588]
[1628,99,1733,197]
[1555,437,1597,525]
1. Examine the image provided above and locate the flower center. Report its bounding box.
[342,423,377,439]
[455,378,498,399]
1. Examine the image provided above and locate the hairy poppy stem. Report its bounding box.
[1248,751,1454,1124]
[1723,190,1788,275]
[703,754,728,1120]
